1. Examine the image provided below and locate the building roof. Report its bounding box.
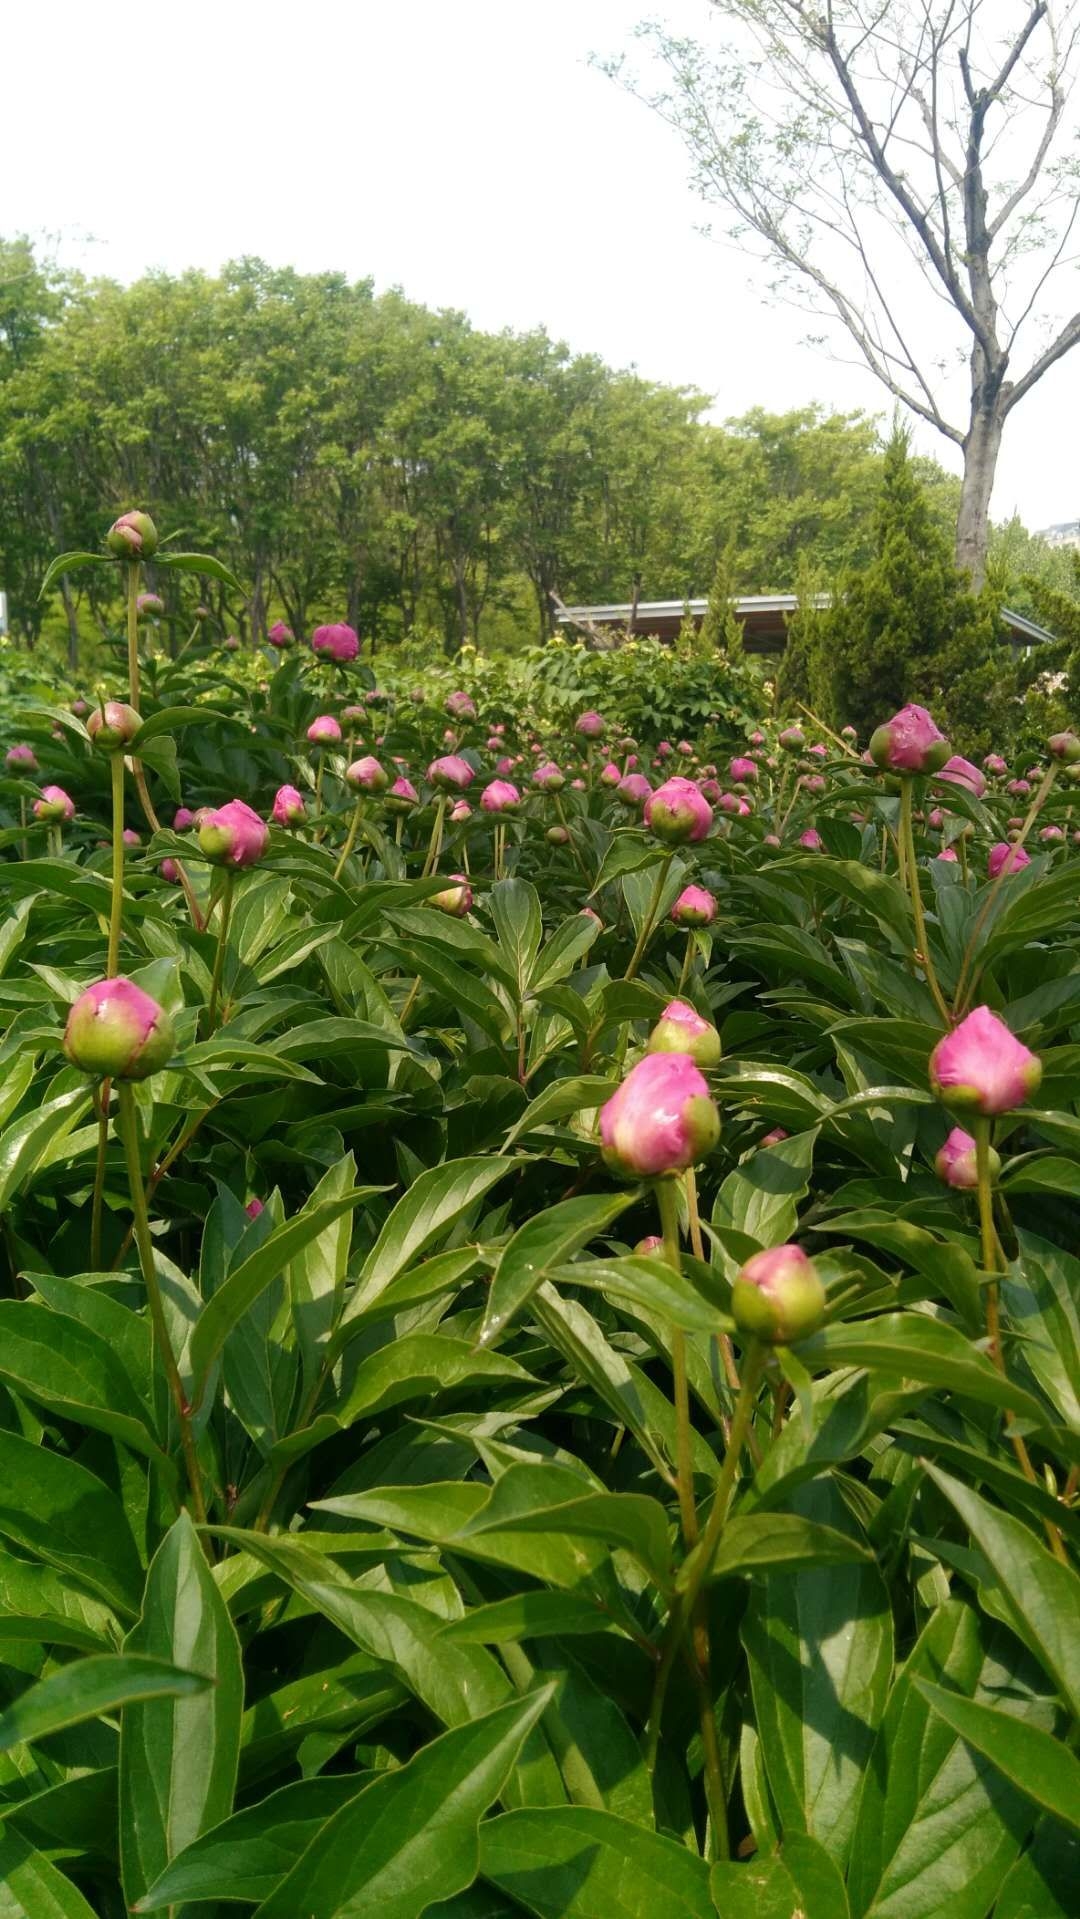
[555,595,1057,649]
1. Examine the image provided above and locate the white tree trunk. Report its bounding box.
[955,406,1003,590]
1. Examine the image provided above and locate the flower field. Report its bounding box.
[0,519,1075,1917]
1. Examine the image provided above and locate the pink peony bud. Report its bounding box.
[429,873,473,917]
[1006,778,1031,799]
[267,621,294,648]
[198,798,270,868]
[936,755,986,798]
[311,623,360,663]
[159,858,180,884]
[671,884,717,927]
[778,725,805,753]
[927,808,945,830]
[445,691,476,721]
[599,761,622,787]
[5,743,38,772]
[122,828,141,848]
[533,761,565,791]
[346,756,388,794]
[271,784,306,826]
[136,591,164,618]
[988,841,1031,879]
[449,800,472,823]
[307,715,342,745]
[571,777,586,791]
[480,779,520,813]
[983,753,1008,776]
[600,1052,720,1178]
[868,704,949,775]
[33,785,74,823]
[648,998,722,1068]
[1048,731,1080,763]
[495,756,515,776]
[174,806,196,831]
[801,774,826,797]
[761,1127,788,1146]
[222,635,241,651]
[385,776,419,814]
[699,779,722,803]
[808,742,828,759]
[729,756,759,784]
[799,828,824,851]
[575,711,606,739]
[244,1196,265,1219]
[1040,824,1065,843]
[64,977,174,1080]
[929,1005,1041,1115]
[105,510,158,559]
[617,773,652,809]
[934,1126,1000,1190]
[88,702,141,752]
[731,1244,825,1344]
[644,776,712,845]
[656,741,673,759]
[935,847,958,863]
[841,725,858,743]
[634,1234,664,1255]
[717,792,741,815]
[70,698,89,718]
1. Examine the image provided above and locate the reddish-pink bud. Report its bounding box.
[600,1052,720,1178]
[271,785,306,826]
[311,623,359,663]
[988,841,1031,879]
[648,999,722,1067]
[731,1244,825,1344]
[671,884,717,928]
[934,1126,999,1190]
[64,977,174,1080]
[929,1006,1041,1116]
[644,776,712,845]
[428,755,474,792]
[198,798,269,868]
[869,704,949,774]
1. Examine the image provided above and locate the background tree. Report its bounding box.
[607,2,1080,586]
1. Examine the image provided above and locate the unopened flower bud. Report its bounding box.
[174,806,196,831]
[778,725,805,753]
[644,776,712,844]
[988,841,1031,879]
[731,1244,825,1344]
[634,1234,664,1255]
[429,873,473,916]
[271,785,306,826]
[33,785,74,823]
[729,756,758,784]
[480,779,520,813]
[136,591,164,618]
[159,858,180,884]
[935,1126,1000,1190]
[575,711,605,739]
[385,776,419,815]
[616,773,652,809]
[671,884,717,927]
[307,715,342,746]
[649,999,722,1068]
[311,623,360,663]
[445,690,476,721]
[600,1052,720,1178]
[346,756,388,794]
[547,824,569,844]
[428,755,474,792]
[198,798,269,868]
[106,511,158,560]
[936,755,986,798]
[64,977,174,1080]
[868,704,949,775]
[929,1005,1041,1116]
[450,800,472,823]
[1048,732,1080,764]
[88,702,141,752]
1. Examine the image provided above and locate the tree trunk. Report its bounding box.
[58,573,80,675]
[955,404,1003,590]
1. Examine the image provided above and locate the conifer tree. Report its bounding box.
[699,542,744,658]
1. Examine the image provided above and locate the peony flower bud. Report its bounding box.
[1048,732,1080,764]
[271,784,306,826]
[987,841,1031,879]
[729,756,758,784]
[778,725,805,753]
[428,755,474,792]
[731,1244,825,1344]
[633,1234,664,1255]
[346,756,388,794]
[198,798,270,868]
[983,753,1008,776]
[307,715,342,746]
[671,884,717,927]
[599,761,622,787]
[1006,778,1031,799]
[33,785,74,823]
[644,776,712,845]
[159,858,180,884]
[600,1052,720,1178]
[936,755,986,798]
[648,998,722,1068]
[799,828,824,851]
[868,704,949,775]
[267,621,294,648]
[801,774,826,796]
[64,977,174,1080]
[934,1126,1000,1190]
[136,591,164,618]
[70,698,89,718]
[311,623,360,663]
[88,702,141,752]
[449,800,472,823]
[445,690,476,721]
[616,773,652,809]
[173,806,196,830]
[122,829,141,848]
[244,1197,264,1219]
[5,743,37,772]
[1040,823,1065,843]
[105,511,158,560]
[533,761,565,791]
[547,824,570,844]
[575,711,606,739]
[385,776,419,815]
[428,873,473,917]
[841,725,858,743]
[761,1126,788,1146]
[929,1005,1041,1115]
[935,847,958,863]
[480,779,520,813]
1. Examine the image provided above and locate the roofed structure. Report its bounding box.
[554,595,1056,652]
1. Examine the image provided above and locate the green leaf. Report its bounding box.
[252,1688,553,1919]
[709,1833,850,1919]
[153,550,243,590]
[0,1832,99,1916]
[463,1467,675,1586]
[923,1463,1080,1716]
[39,550,115,597]
[479,1806,714,1917]
[0,1086,93,1211]
[479,1190,639,1347]
[345,1156,518,1320]
[560,1253,725,1334]
[912,1679,1080,1833]
[713,1128,817,1246]
[848,1600,1054,1919]
[119,1511,244,1910]
[287,1153,357,1387]
[134,1775,370,1909]
[0,1301,169,1475]
[438,1593,623,1644]
[743,1480,892,1871]
[0,1654,211,1754]
[994,1817,1080,1919]
[489,877,543,998]
[529,913,601,993]
[698,1511,873,1585]
[0,1428,143,1617]
[502,1074,616,1148]
[188,1183,377,1400]
[798,1313,1047,1423]
[131,705,232,747]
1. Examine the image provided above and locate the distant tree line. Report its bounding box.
[0,238,1073,672]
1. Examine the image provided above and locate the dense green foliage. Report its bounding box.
[0,521,1074,1916]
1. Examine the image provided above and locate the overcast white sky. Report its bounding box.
[6,0,1078,532]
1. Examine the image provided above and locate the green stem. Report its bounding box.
[18,798,26,863]
[898,778,952,1027]
[107,751,126,976]
[47,824,61,859]
[132,759,205,931]
[90,1079,111,1270]
[421,793,447,878]
[206,870,236,1032]
[657,1178,697,1548]
[333,798,364,882]
[126,561,141,709]
[645,1342,765,1770]
[676,930,694,995]
[624,852,673,981]
[116,1083,205,1524]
